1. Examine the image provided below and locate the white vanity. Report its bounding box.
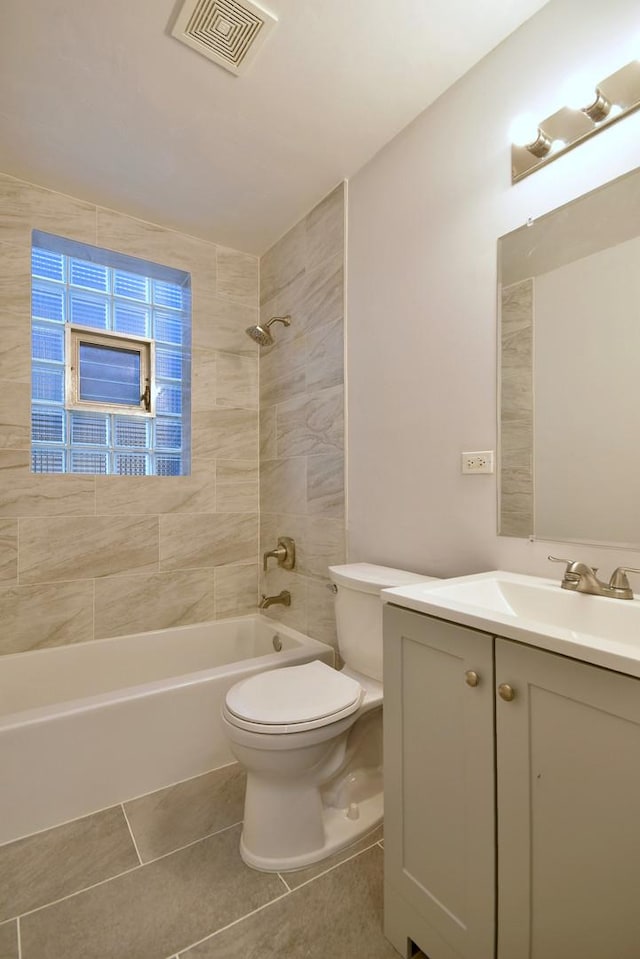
[382,570,640,959]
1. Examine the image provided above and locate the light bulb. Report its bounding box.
[509,113,540,147]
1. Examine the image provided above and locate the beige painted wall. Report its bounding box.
[259,184,346,648]
[0,173,261,655]
[347,0,640,579]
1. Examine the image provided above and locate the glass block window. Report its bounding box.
[31,232,191,475]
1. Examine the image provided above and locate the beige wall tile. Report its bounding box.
[0,256,30,383]
[305,183,345,274]
[95,569,215,639]
[191,349,217,413]
[307,317,344,393]
[260,459,307,515]
[0,452,96,516]
[0,519,17,584]
[304,516,346,579]
[307,453,344,518]
[276,387,344,457]
[260,335,306,408]
[159,513,258,571]
[259,407,277,460]
[215,563,259,618]
[96,207,216,279]
[260,220,306,305]
[192,409,258,463]
[216,247,258,307]
[192,289,257,355]
[216,353,258,409]
[306,577,339,647]
[0,174,97,246]
[217,461,258,513]
[95,470,215,515]
[19,515,159,584]
[0,581,94,654]
[0,381,30,449]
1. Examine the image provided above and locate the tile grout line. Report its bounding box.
[287,835,384,892]
[175,888,292,957]
[277,873,292,893]
[120,804,143,866]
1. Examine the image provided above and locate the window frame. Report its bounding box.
[65,324,156,418]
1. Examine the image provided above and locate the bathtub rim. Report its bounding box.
[0,614,335,732]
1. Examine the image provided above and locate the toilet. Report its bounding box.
[222,562,437,872]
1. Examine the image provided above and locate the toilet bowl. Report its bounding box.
[222,563,438,872]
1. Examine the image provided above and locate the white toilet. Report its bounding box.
[221,562,437,872]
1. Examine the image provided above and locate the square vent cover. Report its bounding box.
[171,0,277,76]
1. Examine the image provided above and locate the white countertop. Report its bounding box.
[383,570,640,679]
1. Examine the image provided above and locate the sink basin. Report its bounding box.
[383,571,640,678]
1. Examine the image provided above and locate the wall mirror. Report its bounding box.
[498,165,640,548]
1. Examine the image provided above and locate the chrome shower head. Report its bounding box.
[245,315,291,346]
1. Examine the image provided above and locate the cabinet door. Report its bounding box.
[496,638,640,959]
[384,606,495,959]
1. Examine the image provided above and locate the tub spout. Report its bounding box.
[259,590,291,609]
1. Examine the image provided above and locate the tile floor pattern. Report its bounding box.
[0,763,411,959]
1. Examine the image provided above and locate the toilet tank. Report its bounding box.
[328,563,438,682]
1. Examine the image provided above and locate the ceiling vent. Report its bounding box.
[171,0,277,76]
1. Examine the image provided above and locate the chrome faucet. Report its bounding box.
[259,590,291,609]
[549,556,640,600]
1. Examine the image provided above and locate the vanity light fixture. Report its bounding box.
[511,58,640,182]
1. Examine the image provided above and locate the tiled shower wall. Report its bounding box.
[0,173,261,655]
[259,184,346,647]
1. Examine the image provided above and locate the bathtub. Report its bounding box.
[0,615,334,846]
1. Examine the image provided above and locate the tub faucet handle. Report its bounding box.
[263,536,296,572]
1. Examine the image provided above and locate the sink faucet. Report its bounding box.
[548,556,640,600]
[259,590,291,609]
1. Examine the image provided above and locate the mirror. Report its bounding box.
[498,165,640,548]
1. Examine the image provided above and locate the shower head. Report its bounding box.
[245,315,291,346]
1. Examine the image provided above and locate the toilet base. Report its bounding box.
[239,791,383,872]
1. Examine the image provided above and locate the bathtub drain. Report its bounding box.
[272,634,283,652]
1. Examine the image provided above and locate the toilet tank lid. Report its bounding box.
[328,563,438,594]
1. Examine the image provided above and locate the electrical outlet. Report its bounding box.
[461,451,494,474]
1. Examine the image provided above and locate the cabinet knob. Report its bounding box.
[465,670,480,687]
[498,683,516,702]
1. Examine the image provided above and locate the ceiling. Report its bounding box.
[0,0,550,255]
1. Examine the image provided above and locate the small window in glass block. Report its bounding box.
[32,408,65,444]
[31,233,190,476]
[32,285,65,323]
[70,259,109,293]
[114,452,149,475]
[70,412,109,447]
[32,366,64,404]
[71,450,108,474]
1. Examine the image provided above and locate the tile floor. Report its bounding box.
[0,763,404,959]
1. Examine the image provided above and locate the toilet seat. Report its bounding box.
[224,660,363,734]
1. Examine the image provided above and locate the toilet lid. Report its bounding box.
[224,661,363,733]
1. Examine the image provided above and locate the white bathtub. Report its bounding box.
[0,615,334,846]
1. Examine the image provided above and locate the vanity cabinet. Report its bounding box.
[383,604,640,959]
